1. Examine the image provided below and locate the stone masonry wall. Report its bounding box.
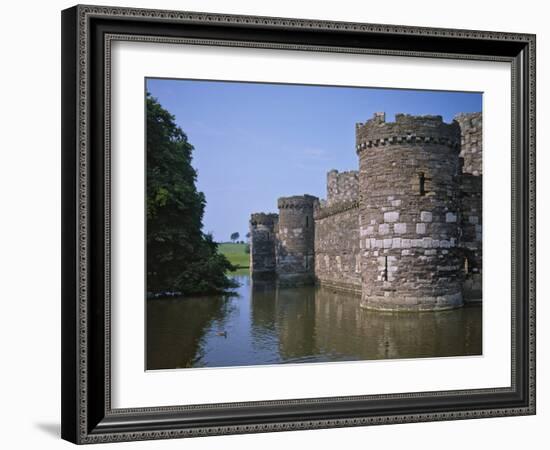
[356,113,464,311]
[460,174,482,300]
[326,170,359,206]
[314,202,361,293]
[456,112,483,301]
[455,112,482,175]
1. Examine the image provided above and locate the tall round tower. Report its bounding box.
[276,195,318,285]
[356,113,463,311]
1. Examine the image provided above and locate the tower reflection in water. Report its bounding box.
[146,275,481,370]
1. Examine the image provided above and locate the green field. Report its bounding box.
[218,243,250,271]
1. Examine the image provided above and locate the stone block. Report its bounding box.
[378,224,390,234]
[446,212,457,223]
[416,223,427,234]
[384,211,400,222]
[420,211,433,222]
[394,223,407,234]
[422,237,433,248]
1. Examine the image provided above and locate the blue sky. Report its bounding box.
[146,78,482,243]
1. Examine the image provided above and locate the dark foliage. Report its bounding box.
[146,93,237,295]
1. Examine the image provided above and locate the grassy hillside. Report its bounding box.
[218,243,249,269]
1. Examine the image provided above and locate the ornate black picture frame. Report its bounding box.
[61,4,536,444]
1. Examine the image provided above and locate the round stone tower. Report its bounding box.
[356,113,463,311]
[249,213,278,278]
[276,195,318,285]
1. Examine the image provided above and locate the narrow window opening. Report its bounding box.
[305,215,309,228]
[419,172,426,196]
[383,256,388,281]
[464,256,469,274]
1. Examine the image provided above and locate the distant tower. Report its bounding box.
[249,213,278,278]
[276,195,318,285]
[356,113,463,311]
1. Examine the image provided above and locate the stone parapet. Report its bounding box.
[356,113,461,153]
[314,199,359,220]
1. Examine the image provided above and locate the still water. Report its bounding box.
[147,274,482,370]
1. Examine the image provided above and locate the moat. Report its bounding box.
[147,274,482,370]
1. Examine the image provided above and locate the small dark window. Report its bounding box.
[419,172,426,196]
[383,256,388,281]
[464,256,469,274]
[305,215,309,228]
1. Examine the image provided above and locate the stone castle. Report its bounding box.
[249,112,482,311]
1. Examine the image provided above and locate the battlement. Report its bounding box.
[356,112,460,153]
[250,212,278,227]
[314,199,359,220]
[277,195,318,210]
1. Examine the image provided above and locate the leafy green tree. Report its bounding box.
[146,93,236,296]
[230,232,240,243]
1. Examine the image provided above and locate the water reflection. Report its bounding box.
[147,274,481,370]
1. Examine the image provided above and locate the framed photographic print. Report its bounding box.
[61,4,536,444]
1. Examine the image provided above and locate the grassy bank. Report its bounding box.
[218,243,249,271]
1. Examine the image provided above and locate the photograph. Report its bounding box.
[145,79,483,370]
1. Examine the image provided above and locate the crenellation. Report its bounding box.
[356,113,461,153]
[249,111,482,310]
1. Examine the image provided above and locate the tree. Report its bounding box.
[230,232,240,243]
[146,93,236,296]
